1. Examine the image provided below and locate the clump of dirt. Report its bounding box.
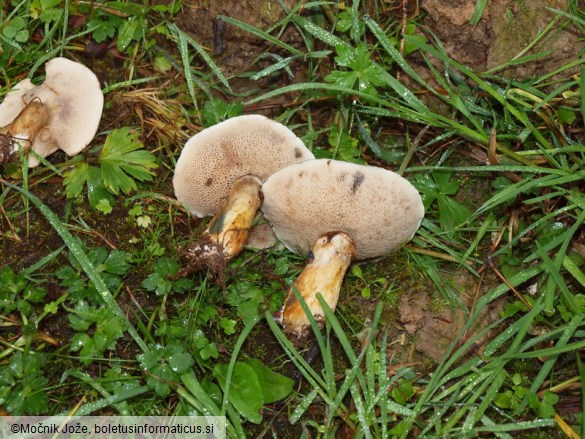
[421,0,584,79]
[177,234,229,284]
[396,272,505,363]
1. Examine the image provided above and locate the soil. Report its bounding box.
[421,0,583,79]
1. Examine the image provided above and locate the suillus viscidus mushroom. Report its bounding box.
[172,114,315,275]
[0,57,103,167]
[261,158,425,338]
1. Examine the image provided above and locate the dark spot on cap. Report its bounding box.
[327,160,331,166]
[298,171,305,177]
[350,172,364,194]
[294,148,302,159]
[205,178,213,186]
[337,172,347,182]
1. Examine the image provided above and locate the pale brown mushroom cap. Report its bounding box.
[261,159,425,260]
[173,115,315,218]
[245,219,278,250]
[0,57,103,167]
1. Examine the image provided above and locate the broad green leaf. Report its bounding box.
[40,0,60,8]
[102,250,131,275]
[168,348,196,374]
[214,361,263,424]
[154,257,180,277]
[141,272,171,296]
[95,198,112,214]
[438,196,473,231]
[0,352,48,415]
[100,127,157,195]
[117,17,142,52]
[86,166,112,208]
[220,317,237,335]
[0,266,25,295]
[245,358,294,404]
[139,344,194,397]
[325,44,387,98]
[63,161,90,199]
[200,342,218,361]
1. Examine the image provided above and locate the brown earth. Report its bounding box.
[421,0,583,79]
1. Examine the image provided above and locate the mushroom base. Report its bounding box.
[178,175,263,279]
[281,231,356,339]
[179,233,231,282]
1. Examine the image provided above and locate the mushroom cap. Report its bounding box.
[245,219,278,250]
[261,159,425,260]
[0,80,36,126]
[173,115,315,218]
[0,57,103,166]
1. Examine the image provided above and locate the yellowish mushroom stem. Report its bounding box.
[182,175,263,275]
[0,101,49,163]
[281,231,356,338]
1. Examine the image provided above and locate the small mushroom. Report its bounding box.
[261,159,424,337]
[172,114,314,274]
[0,57,103,167]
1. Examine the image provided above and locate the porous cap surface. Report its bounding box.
[173,114,314,218]
[261,159,424,260]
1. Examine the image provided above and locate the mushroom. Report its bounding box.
[261,159,424,337]
[0,57,103,167]
[172,114,314,274]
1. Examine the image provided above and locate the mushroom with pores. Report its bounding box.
[261,158,425,338]
[172,114,315,274]
[0,57,103,167]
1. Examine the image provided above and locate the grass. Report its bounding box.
[1,0,584,437]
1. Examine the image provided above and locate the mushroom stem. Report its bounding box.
[182,175,263,275]
[281,231,356,338]
[0,101,49,164]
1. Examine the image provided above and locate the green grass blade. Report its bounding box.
[180,372,222,416]
[577,351,585,439]
[57,386,150,416]
[474,419,555,432]
[291,14,348,47]
[172,25,199,112]
[264,312,329,393]
[404,35,552,150]
[581,67,585,128]
[22,245,65,275]
[168,23,231,91]
[218,15,303,56]
[479,415,513,439]
[562,255,585,288]
[364,17,434,94]
[288,288,334,391]
[349,381,373,439]
[506,336,585,361]
[220,316,261,416]
[289,388,318,424]
[470,0,489,25]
